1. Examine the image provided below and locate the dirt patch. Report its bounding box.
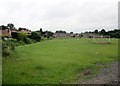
[78,62,119,84]
[80,69,92,76]
[93,42,111,44]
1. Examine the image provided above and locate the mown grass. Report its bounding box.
[2,38,118,84]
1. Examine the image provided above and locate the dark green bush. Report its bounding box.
[2,36,5,41]
[2,40,15,57]
[31,32,41,42]
[11,32,27,42]
[11,32,18,39]
[24,37,32,44]
[2,47,12,57]
[19,40,25,45]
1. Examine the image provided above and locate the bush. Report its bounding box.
[2,40,15,57]
[11,32,32,44]
[2,36,5,41]
[2,46,12,57]
[11,32,27,42]
[27,34,31,39]
[19,40,25,45]
[11,32,18,39]
[31,32,41,42]
[3,40,15,50]
[24,37,32,44]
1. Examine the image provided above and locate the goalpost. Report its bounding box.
[92,35,111,44]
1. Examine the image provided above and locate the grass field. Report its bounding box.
[0,57,1,84]
[2,38,118,84]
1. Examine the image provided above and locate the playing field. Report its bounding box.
[2,38,118,84]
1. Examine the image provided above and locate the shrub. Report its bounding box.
[11,32,18,39]
[2,46,12,57]
[27,34,31,39]
[2,40,15,50]
[11,39,17,42]
[2,40,15,57]
[11,32,32,44]
[2,36,5,41]
[31,32,41,42]
[24,37,32,44]
[11,32,27,42]
[17,32,27,42]
[19,40,25,45]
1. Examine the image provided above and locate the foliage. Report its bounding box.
[11,32,31,44]
[94,29,98,34]
[7,23,14,30]
[11,32,17,39]
[19,40,25,45]
[70,32,73,34]
[2,36,5,41]
[2,40,15,57]
[45,31,54,38]
[84,29,120,38]
[107,29,120,38]
[40,28,43,36]
[24,37,32,44]
[56,30,66,33]
[18,28,22,31]
[31,32,41,42]
[0,25,7,30]
[99,29,106,35]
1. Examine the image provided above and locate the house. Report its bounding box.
[70,33,80,38]
[18,28,31,34]
[0,29,11,37]
[82,33,110,38]
[53,32,81,38]
[53,33,71,38]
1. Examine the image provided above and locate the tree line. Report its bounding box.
[85,29,120,38]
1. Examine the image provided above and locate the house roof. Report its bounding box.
[1,29,9,34]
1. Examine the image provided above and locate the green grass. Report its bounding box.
[0,41,2,84]
[0,57,2,85]
[3,38,118,84]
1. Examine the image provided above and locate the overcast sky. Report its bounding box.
[0,0,119,33]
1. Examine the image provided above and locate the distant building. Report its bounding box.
[82,33,110,38]
[53,33,71,38]
[0,27,31,38]
[0,29,11,37]
[53,32,80,38]
[18,28,31,34]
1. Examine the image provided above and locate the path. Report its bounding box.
[79,61,119,84]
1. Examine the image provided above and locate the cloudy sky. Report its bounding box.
[0,0,119,33]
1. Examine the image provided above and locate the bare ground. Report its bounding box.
[78,61,119,84]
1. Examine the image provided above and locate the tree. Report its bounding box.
[70,32,73,34]
[45,31,54,38]
[40,28,43,36]
[7,23,14,30]
[107,29,120,38]
[99,29,106,35]
[0,25,7,30]
[31,32,41,42]
[56,30,66,33]
[94,29,98,34]
[18,27,22,31]
[11,32,27,41]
